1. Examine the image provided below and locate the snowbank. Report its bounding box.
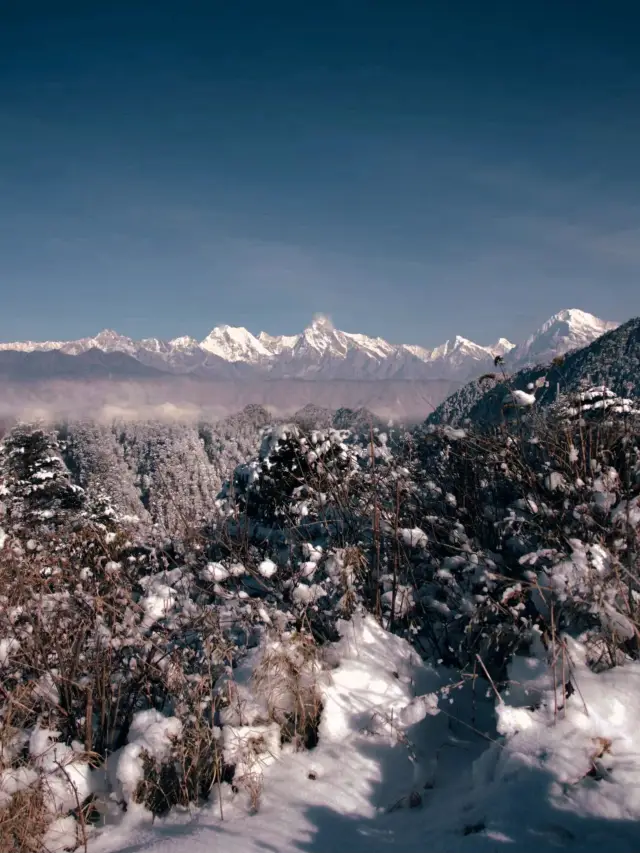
[90,617,640,853]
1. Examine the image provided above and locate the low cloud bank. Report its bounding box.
[0,377,458,425]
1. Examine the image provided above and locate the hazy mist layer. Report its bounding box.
[0,378,459,424]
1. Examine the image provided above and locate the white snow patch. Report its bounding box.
[200,562,230,582]
[399,527,428,548]
[0,637,20,668]
[258,559,278,579]
[292,583,323,604]
[0,765,39,809]
[139,576,177,628]
[42,815,78,852]
[223,723,281,781]
[109,711,182,804]
[504,389,537,407]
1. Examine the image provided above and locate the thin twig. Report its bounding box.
[475,654,504,705]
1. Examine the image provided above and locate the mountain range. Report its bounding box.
[0,309,617,382]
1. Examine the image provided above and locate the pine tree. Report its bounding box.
[0,424,84,533]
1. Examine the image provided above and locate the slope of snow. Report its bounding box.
[401,343,433,361]
[91,614,454,853]
[137,337,171,354]
[405,336,512,369]
[91,616,640,853]
[343,332,396,360]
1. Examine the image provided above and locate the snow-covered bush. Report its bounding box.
[220,423,361,529]
[409,386,640,678]
[214,421,428,642]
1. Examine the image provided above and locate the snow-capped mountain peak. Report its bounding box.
[493,338,516,355]
[453,335,473,348]
[549,307,604,326]
[199,325,271,362]
[60,329,138,356]
[289,315,348,359]
[429,336,490,362]
[168,335,200,350]
[514,308,619,366]
[535,308,612,337]
[291,316,397,364]
[94,329,125,343]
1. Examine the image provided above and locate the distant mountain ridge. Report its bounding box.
[0,309,617,382]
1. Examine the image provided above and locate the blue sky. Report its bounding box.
[1,0,639,347]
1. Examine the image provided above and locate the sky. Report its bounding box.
[1,0,639,348]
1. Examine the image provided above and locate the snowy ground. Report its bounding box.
[79,615,640,853]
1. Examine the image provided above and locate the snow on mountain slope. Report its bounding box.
[343,331,396,359]
[253,316,506,380]
[137,336,199,355]
[0,309,616,382]
[429,336,495,367]
[258,331,299,355]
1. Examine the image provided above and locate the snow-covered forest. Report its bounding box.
[1,331,640,852]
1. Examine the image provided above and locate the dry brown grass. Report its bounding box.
[0,522,239,837]
[252,633,324,750]
[0,785,50,853]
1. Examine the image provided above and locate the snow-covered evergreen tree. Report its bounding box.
[0,424,84,534]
